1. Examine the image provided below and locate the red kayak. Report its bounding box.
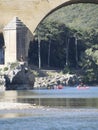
[77,86,89,89]
[56,85,63,89]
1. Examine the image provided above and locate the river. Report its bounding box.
[0,86,98,130]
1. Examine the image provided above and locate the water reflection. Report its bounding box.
[0,87,98,108]
[40,98,98,108]
[0,113,31,118]
[0,87,98,130]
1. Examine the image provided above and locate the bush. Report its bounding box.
[63,66,71,74]
[10,62,19,69]
[3,67,8,71]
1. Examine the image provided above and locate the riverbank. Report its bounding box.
[33,70,81,88]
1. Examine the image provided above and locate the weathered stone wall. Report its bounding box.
[0,0,98,33]
[3,17,33,64]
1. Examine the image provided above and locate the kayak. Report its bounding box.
[77,86,89,89]
[56,85,63,89]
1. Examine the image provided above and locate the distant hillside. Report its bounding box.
[45,3,98,31]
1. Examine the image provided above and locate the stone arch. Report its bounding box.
[1,0,98,65]
[34,0,98,31]
[0,0,98,33]
[31,1,98,68]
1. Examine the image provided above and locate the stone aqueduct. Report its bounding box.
[1,0,98,33]
[0,0,98,65]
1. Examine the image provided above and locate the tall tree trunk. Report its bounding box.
[48,40,51,67]
[66,37,69,66]
[38,35,41,69]
[75,37,78,67]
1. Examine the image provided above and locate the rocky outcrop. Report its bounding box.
[34,73,81,89]
[0,63,82,90]
[4,63,35,90]
[0,75,6,91]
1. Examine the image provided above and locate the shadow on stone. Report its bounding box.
[4,63,35,90]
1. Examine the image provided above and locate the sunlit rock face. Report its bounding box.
[0,75,6,91]
[34,73,80,88]
[4,63,35,90]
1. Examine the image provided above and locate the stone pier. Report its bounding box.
[3,17,33,65]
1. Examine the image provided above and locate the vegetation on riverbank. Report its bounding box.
[29,3,98,85]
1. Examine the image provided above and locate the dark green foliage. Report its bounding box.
[28,3,98,84]
[3,67,8,71]
[46,3,98,32]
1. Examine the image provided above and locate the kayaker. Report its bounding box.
[57,80,63,89]
[78,82,86,87]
